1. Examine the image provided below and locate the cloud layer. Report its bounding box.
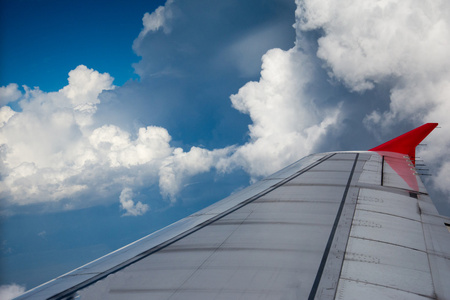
[1,0,450,216]
[226,47,339,178]
[119,188,149,216]
[0,284,25,300]
[0,65,230,213]
[297,0,450,194]
[0,84,22,106]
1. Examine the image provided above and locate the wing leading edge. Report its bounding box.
[16,124,450,300]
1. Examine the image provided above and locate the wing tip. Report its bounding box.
[369,123,438,159]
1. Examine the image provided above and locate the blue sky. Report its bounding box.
[1,0,450,297]
[0,0,152,90]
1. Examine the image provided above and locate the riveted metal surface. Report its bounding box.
[356,188,422,221]
[15,148,450,300]
[336,279,432,300]
[336,150,450,300]
[74,153,360,300]
[339,237,434,297]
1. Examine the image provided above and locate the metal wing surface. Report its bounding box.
[16,123,450,300]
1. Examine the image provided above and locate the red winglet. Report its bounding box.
[370,123,438,164]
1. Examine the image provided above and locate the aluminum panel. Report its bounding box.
[417,194,442,217]
[246,201,346,218]
[331,153,360,160]
[338,147,450,300]
[261,185,347,203]
[358,154,382,185]
[426,254,450,299]
[308,153,363,299]
[169,290,280,300]
[418,196,450,299]
[357,188,421,221]
[350,209,426,251]
[290,170,352,186]
[311,160,361,172]
[336,279,431,300]
[202,248,320,270]
[339,237,434,297]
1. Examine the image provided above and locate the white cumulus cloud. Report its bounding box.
[89,125,172,168]
[297,0,450,195]
[226,47,339,178]
[0,106,16,128]
[159,146,234,201]
[134,0,174,50]
[0,284,26,300]
[0,64,235,211]
[207,3,355,179]
[0,83,22,106]
[3,0,450,213]
[0,66,114,205]
[297,0,450,92]
[119,188,149,216]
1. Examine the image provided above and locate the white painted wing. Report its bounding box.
[16,125,450,300]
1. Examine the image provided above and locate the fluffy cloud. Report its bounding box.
[159,146,233,201]
[0,284,25,300]
[297,0,450,92]
[0,65,228,212]
[212,0,450,198]
[134,0,174,50]
[0,84,22,106]
[119,188,149,216]
[3,0,450,214]
[0,106,16,128]
[0,66,113,205]
[89,125,172,168]
[0,1,361,211]
[296,0,450,195]
[226,47,339,178]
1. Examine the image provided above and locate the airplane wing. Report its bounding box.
[16,123,450,300]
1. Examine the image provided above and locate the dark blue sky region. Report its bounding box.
[0,0,164,90]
